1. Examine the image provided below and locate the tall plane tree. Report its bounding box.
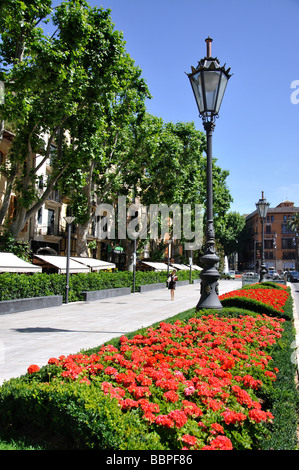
[0,0,149,240]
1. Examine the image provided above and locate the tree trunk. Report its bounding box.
[75,161,95,257]
[123,239,135,271]
[0,177,13,228]
[76,222,89,257]
[9,205,27,239]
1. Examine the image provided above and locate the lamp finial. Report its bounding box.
[205,37,213,57]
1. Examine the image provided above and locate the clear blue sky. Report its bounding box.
[56,0,299,215]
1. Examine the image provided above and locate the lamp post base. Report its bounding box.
[259,264,267,283]
[196,246,222,311]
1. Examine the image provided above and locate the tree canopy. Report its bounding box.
[0,0,234,258]
[0,0,149,238]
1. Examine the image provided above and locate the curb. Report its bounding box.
[0,295,63,315]
[288,283,299,375]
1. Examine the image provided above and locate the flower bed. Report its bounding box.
[219,286,289,313]
[34,313,285,450]
[0,284,297,450]
[219,284,292,320]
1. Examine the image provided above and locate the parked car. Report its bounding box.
[266,269,279,280]
[227,271,236,279]
[289,271,299,282]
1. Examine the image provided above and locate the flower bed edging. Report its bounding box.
[0,295,63,315]
[82,287,131,301]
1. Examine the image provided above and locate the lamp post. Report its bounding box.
[256,192,270,283]
[64,216,75,303]
[187,37,232,310]
[131,191,137,294]
[167,240,171,276]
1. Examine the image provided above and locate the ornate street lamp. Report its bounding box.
[187,37,232,310]
[256,192,270,282]
[64,215,75,303]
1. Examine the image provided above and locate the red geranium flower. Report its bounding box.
[27,364,40,374]
[182,434,197,446]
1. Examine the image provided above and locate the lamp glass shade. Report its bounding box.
[189,69,228,117]
[64,216,75,225]
[189,71,204,114]
[215,72,229,114]
[256,199,270,219]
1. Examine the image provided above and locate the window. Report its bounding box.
[281,238,294,249]
[47,209,55,235]
[282,224,294,234]
[37,207,43,224]
[283,251,296,259]
[265,224,272,234]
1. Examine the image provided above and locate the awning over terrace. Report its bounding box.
[141,261,202,272]
[0,252,42,273]
[170,263,202,271]
[189,265,202,271]
[70,257,116,271]
[33,255,90,274]
[170,263,190,271]
[141,261,168,271]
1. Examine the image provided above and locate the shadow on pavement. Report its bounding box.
[12,327,127,335]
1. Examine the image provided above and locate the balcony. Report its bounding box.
[45,190,62,210]
[47,190,61,203]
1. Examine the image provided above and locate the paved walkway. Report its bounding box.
[0,280,240,385]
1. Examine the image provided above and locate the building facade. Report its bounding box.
[240,200,299,273]
[0,130,146,268]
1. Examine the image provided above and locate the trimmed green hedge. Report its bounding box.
[259,320,299,450]
[0,269,199,303]
[220,285,293,321]
[0,379,165,450]
[242,281,287,290]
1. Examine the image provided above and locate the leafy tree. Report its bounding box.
[58,63,150,255]
[0,230,31,261]
[111,114,231,260]
[216,211,246,256]
[0,0,148,240]
[134,116,232,245]
[287,212,299,232]
[120,114,231,212]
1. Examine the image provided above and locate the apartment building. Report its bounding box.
[0,130,71,257]
[240,200,299,273]
[1,128,192,269]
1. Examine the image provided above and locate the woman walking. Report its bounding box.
[168,269,178,300]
